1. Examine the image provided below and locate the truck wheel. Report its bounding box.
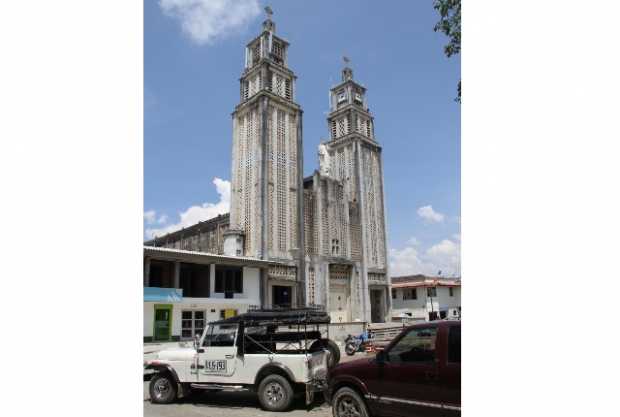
[149,372,177,404]
[332,387,370,417]
[257,374,294,412]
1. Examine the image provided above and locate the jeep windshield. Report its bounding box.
[202,324,238,347]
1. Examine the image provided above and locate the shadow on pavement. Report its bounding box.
[146,390,327,412]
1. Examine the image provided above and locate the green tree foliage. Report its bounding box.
[433,0,461,102]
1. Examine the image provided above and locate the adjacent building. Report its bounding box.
[390,275,461,322]
[143,246,274,342]
[146,14,391,327]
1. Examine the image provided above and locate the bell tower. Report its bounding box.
[225,9,305,304]
[320,59,391,322]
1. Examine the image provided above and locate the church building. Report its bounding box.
[146,14,391,323]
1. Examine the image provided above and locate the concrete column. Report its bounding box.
[259,96,269,260]
[263,269,271,308]
[259,267,265,307]
[355,140,371,322]
[144,257,151,287]
[173,261,180,289]
[296,109,306,306]
[323,262,330,311]
[209,264,216,296]
[377,147,392,321]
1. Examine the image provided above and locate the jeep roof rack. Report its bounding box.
[210,308,331,326]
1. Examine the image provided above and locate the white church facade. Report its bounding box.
[146,15,391,324]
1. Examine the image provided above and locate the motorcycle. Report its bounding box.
[344,330,373,356]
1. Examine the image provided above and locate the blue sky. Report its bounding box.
[144,0,461,277]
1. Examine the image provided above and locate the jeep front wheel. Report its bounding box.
[149,373,177,404]
[257,374,294,412]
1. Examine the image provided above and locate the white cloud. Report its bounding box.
[406,236,421,246]
[389,246,426,276]
[417,205,445,223]
[159,0,261,45]
[389,237,460,277]
[157,214,168,224]
[145,178,231,239]
[144,210,157,224]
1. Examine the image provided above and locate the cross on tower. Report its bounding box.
[342,56,353,81]
[264,6,273,19]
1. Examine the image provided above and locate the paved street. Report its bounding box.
[143,385,332,417]
[144,352,372,417]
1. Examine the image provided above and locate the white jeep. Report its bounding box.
[145,309,339,412]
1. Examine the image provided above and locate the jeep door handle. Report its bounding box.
[225,354,234,359]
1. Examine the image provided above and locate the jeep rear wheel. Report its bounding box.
[257,374,294,412]
[333,387,370,417]
[149,373,177,404]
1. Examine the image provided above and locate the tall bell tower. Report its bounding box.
[225,10,305,303]
[320,60,391,322]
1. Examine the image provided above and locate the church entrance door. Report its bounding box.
[272,285,292,308]
[370,289,385,323]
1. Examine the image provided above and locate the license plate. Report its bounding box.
[204,360,227,373]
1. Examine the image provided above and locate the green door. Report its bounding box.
[153,305,172,341]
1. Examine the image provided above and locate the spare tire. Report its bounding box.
[310,338,340,368]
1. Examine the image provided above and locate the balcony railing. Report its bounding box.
[144,287,183,302]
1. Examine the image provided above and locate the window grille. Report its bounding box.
[308,267,316,305]
[321,185,329,255]
[285,79,291,100]
[268,183,274,251]
[337,117,346,137]
[265,71,272,92]
[276,109,287,253]
[329,264,350,280]
[288,115,297,250]
[337,148,345,181]
[252,43,260,65]
[272,41,283,63]
[181,310,205,340]
[331,239,340,256]
[274,75,284,98]
[265,107,273,253]
[331,120,337,139]
[243,81,249,101]
[304,191,316,255]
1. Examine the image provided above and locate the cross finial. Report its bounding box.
[264,6,273,18]
[341,56,353,81]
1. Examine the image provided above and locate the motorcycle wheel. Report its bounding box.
[345,342,357,356]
